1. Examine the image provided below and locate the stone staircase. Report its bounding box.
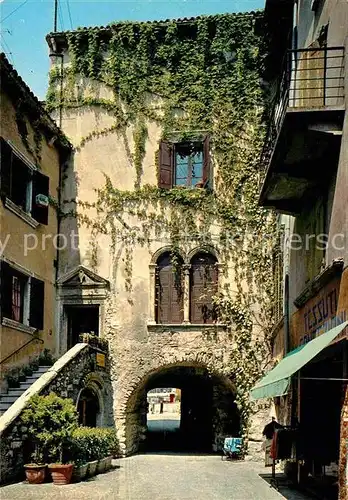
[0,366,51,416]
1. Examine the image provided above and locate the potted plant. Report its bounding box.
[105,428,119,470]
[23,445,46,485]
[70,428,90,482]
[21,393,78,485]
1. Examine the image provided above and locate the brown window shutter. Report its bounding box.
[0,261,12,320]
[158,141,173,189]
[202,135,211,188]
[190,253,217,324]
[29,277,45,330]
[156,252,183,324]
[170,274,184,324]
[0,138,12,200]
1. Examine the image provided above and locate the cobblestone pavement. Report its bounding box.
[0,454,315,500]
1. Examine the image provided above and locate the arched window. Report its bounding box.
[155,252,184,324]
[190,252,218,324]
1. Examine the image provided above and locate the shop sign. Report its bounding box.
[299,279,346,345]
[96,353,105,367]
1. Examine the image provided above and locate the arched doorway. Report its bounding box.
[124,363,241,455]
[77,387,100,427]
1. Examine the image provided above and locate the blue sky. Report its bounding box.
[0,0,265,99]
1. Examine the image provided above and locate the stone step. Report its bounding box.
[35,366,51,374]
[19,382,32,390]
[0,402,11,412]
[7,388,26,397]
[0,395,18,404]
[24,375,42,383]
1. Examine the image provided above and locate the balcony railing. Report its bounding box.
[288,46,345,108]
[260,46,345,174]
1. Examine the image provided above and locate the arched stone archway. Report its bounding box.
[120,361,241,455]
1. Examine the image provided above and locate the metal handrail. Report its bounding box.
[0,337,44,366]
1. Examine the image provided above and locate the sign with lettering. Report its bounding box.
[290,271,348,348]
[298,277,346,345]
[96,353,105,367]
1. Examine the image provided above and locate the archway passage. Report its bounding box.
[125,364,241,455]
[77,387,100,427]
[146,388,181,451]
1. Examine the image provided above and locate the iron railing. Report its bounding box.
[287,46,345,108]
[0,337,44,366]
[260,46,345,174]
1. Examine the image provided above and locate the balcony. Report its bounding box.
[259,47,345,213]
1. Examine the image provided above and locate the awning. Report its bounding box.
[250,321,348,400]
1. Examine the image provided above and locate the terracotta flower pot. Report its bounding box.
[87,459,98,477]
[48,464,73,485]
[24,464,46,484]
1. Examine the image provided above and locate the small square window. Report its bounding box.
[158,135,211,190]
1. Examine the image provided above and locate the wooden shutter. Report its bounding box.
[190,253,217,324]
[0,138,12,199]
[29,277,45,330]
[158,141,173,189]
[156,253,183,324]
[31,171,49,224]
[202,135,211,187]
[0,261,12,320]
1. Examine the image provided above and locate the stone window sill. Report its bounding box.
[147,322,227,332]
[4,198,39,229]
[2,317,37,336]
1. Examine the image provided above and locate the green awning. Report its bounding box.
[250,321,348,400]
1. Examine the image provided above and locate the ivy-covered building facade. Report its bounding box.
[46,13,279,455]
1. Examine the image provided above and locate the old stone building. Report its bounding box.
[0,53,72,389]
[0,55,114,483]
[46,13,279,456]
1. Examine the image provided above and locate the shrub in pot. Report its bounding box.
[70,427,92,480]
[70,427,98,477]
[22,445,46,485]
[21,393,78,485]
[70,427,119,477]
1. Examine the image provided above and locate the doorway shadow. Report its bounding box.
[259,473,316,500]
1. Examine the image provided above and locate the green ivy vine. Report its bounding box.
[47,12,277,440]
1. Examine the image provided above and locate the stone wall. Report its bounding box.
[0,343,114,484]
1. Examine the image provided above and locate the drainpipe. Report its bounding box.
[283,216,291,355]
[48,42,65,286]
[48,41,65,354]
[284,273,290,355]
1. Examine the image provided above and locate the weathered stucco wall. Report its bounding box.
[297,0,348,49]
[0,90,61,375]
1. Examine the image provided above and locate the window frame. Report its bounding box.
[174,142,204,188]
[158,135,211,190]
[0,138,49,225]
[0,260,44,330]
[152,249,219,326]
